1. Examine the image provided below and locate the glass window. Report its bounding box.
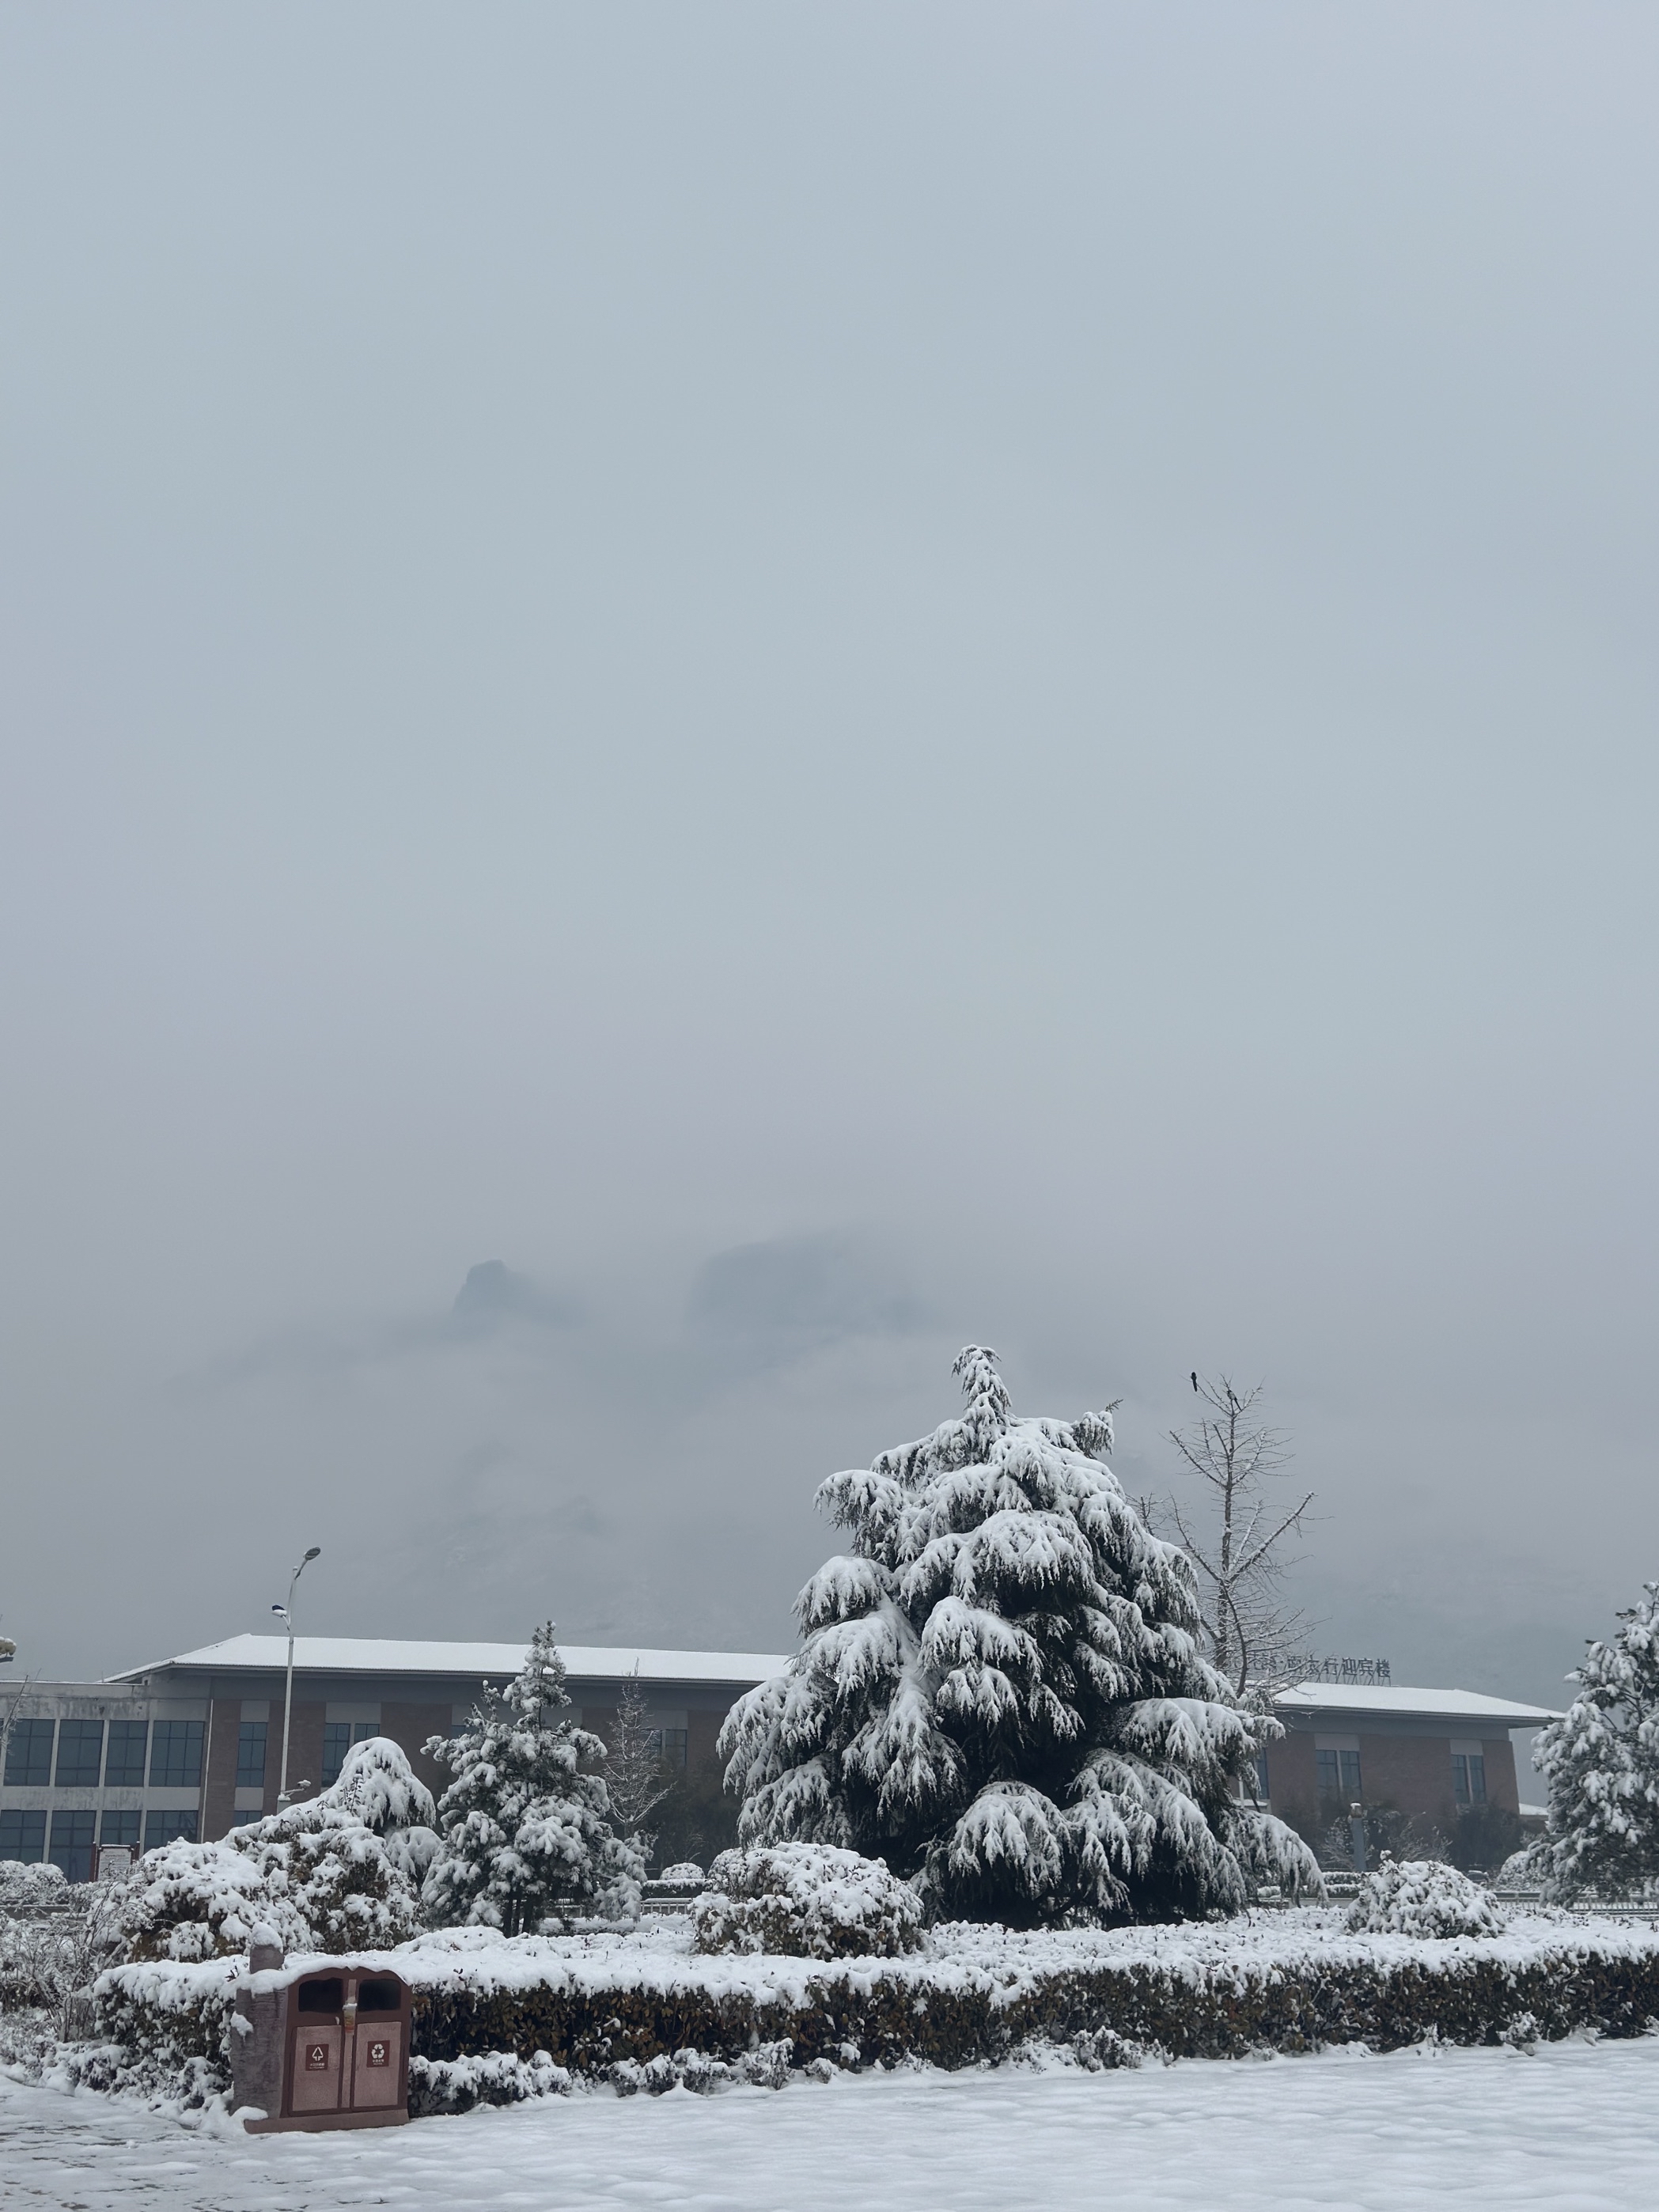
[0,1809,47,1862]
[4,1718,55,1787]
[49,1809,97,1883]
[105,1720,149,1786]
[100,1809,141,1847]
[321,1721,353,1784]
[55,1718,105,1787]
[352,1720,378,1744]
[1316,1747,1362,1801]
[645,1727,690,1771]
[142,1809,198,1853]
[1453,1753,1487,1807]
[149,1720,203,1788]
[1253,1752,1271,1801]
[236,1721,268,1790]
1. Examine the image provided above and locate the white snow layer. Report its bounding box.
[4,2032,1657,2210]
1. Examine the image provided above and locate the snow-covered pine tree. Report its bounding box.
[719,1347,1320,1926]
[1531,1580,1659,1900]
[423,1623,642,1933]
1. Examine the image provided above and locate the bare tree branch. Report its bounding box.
[1162,1373,1317,1696]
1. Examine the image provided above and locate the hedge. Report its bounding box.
[93,1912,1659,2103]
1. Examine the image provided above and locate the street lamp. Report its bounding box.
[272,1547,321,1806]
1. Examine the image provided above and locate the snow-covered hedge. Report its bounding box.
[93,1909,1659,2104]
[1347,1859,1509,1940]
[693,1845,924,1960]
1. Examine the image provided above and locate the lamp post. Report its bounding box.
[272,1547,321,1806]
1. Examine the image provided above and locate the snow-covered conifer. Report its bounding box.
[424,1622,642,1933]
[720,1347,1320,1926]
[116,1737,437,1961]
[1531,1580,1659,1900]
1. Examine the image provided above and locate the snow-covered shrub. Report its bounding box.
[0,1876,123,2038]
[721,1347,1322,1927]
[693,1843,925,1959]
[1531,1581,1659,1902]
[610,2041,793,2094]
[114,1736,437,1962]
[0,1860,71,1912]
[407,2047,571,2115]
[1345,1857,1509,1939]
[424,1622,642,1935]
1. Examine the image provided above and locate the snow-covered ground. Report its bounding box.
[6,2033,1658,2211]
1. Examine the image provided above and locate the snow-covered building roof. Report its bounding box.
[106,1634,791,1687]
[1273,1683,1562,1727]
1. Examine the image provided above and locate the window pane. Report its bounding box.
[105,1720,149,1786]
[149,1720,203,1788]
[236,1721,268,1790]
[661,1729,688,1771]
[55,1718,105,1787]
[142,1809,198,1853]
[1315,1749,1339,1795]
[351,1721,378,1744]
[1339,1750,1362,1798]
[4,1718,55,1787]
[0,1809,47,1862]
[1254,1752,1271,1801]
[100,1810,141,1847]
[1452,1754,1469,1805]
[1468,1755,1487,1805]
[321,1722,351,1785]
[49,1809,97,1883]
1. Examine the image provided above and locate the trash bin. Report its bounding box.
[232,1948,412,2133]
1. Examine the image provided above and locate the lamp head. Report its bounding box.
[303,1546,321,1562]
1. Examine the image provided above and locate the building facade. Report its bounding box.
[1259,1683,1559,1838]
[2,1638,1558,1877]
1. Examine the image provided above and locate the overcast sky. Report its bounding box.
[2,6,1654,1739]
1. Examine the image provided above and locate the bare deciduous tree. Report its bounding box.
[1166,1375,1315,1697]
[601,1666,672,1847]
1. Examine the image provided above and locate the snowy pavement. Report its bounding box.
[5,2035,1657,2211]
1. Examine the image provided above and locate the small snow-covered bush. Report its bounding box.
[694,1843,924,1959]
[114,1736,437,1962]
[408,2047,570,2114]
[1345,1858,1509,1939]
[0,1860,71,1912]
[657,1862,705,1887]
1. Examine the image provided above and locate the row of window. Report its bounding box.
[1311,1748,1488,1807]
[0,1806,199,1879]
[2,1718,205,1792]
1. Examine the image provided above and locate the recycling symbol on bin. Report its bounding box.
[306,2043,328,2070]
[367,2040,388,2066]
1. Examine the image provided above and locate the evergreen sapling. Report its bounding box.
[425,1622,642,1933]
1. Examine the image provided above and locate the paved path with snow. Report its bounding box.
[4,2036,1657,2210]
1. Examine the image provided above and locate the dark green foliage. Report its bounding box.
[405,1940,1659,2077]
[649,1756,740,1873]
[1446,1805,1526,1875]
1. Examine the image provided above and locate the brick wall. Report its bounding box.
[380,1701,455,1804]
[1358,1733,1456,1826]
[280,1700,327,1805]
[202,1699,243,1840]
